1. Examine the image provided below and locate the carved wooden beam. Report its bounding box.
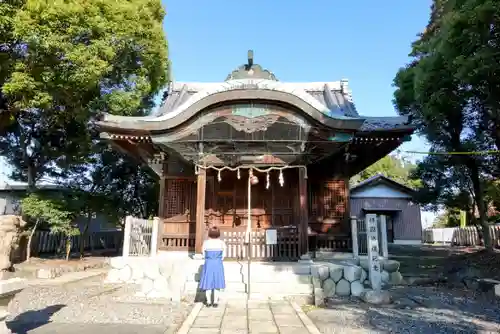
[147,152,168,177]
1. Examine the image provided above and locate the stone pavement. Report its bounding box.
[180,300,320,334]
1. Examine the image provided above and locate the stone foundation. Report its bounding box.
[105,256,189,302]
[311,258,403,306]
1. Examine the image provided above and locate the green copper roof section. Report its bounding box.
[225,50,278,81]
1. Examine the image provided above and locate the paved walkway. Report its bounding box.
[179,300,320,334]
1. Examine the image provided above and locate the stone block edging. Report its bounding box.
[311,258,403,306]
[176,302,203,334]
[290,301,322,334]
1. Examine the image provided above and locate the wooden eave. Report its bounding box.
[309,128,414,178]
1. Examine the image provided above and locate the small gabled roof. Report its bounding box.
[350,174,415,195]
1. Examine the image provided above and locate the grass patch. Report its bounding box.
[301,304,320,313]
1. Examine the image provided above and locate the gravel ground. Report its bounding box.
[6,274,194,333]
[306,286,500,333]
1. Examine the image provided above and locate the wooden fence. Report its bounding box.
[221,228,300,261]
[33,230,122,254]
[422,226,500,247]
[311,235,351,253]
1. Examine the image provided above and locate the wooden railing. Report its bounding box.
[160,233,196,251]
[221,228,300,261]
[423,225,500,248]
[311,234,351,252]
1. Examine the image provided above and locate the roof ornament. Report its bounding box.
[225,50,278,81]
[246,50,254,70]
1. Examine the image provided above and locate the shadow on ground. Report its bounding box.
[308,286,500,333]
[7,304,65,334]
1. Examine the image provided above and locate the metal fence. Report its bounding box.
[33,230,122,254]
[127,217,154,256]
[357,218,366,255]
[356,216,385,255]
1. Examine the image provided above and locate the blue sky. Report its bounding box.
[2,0,432,186]
[162,0,430,151]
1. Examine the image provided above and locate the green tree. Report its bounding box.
[0,0,169,188]
[22,192,78,260]
[433,209,462,228]
[393,0,499,249]
[61,143,159,258]
[350,155,419,188]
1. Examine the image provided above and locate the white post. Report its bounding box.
[379,215,389,258]
[351,216,359,258]
[122,216,132,257]
[366,213,382,291]
[246,168,252,296]
[150,217,160,258]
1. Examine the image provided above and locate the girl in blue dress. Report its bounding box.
[199,226,227,307]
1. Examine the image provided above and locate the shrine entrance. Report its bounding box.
[202,166,304,262]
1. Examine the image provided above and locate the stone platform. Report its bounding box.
[105,254,403,305]
[105,256,188,301]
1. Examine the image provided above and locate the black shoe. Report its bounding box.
[204,302,212,307]
[212,303,219,308]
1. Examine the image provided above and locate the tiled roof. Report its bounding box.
[151,80,412,132]
[360,116,413,132]
[101,79,413,133]
[155,79,359,118]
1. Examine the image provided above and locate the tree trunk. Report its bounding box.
[79,211,91,259]
[26,220,40,261]
[468,160,492,250]
[27,164,36,191]
[65,236,71,261]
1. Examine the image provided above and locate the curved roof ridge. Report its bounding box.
[170,80,345,92]
[148,79,335,122]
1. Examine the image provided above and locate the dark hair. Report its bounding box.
[207,226,221,239]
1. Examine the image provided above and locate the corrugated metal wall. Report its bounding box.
[350,197,422,241]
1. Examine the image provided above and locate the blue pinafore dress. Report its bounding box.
[199,239,226,291]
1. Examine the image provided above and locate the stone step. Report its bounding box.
[185,281,313,294]
[199,291,308,301]
[186,271,312,284]
[183,261,311,275]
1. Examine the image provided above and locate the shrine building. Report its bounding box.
[97,51,414,261]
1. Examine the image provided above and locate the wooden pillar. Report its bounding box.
[122,216,132,257]
[156,176,165,253]
[298,168,309,257]
[195,168,207,254]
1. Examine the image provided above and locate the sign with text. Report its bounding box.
[366,214,382,291]
[265,229,278,245]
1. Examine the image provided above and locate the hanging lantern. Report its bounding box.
[266,172,270,189]
[237,168,241,179]
[217,170,222,182]
[249,169,259,185]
